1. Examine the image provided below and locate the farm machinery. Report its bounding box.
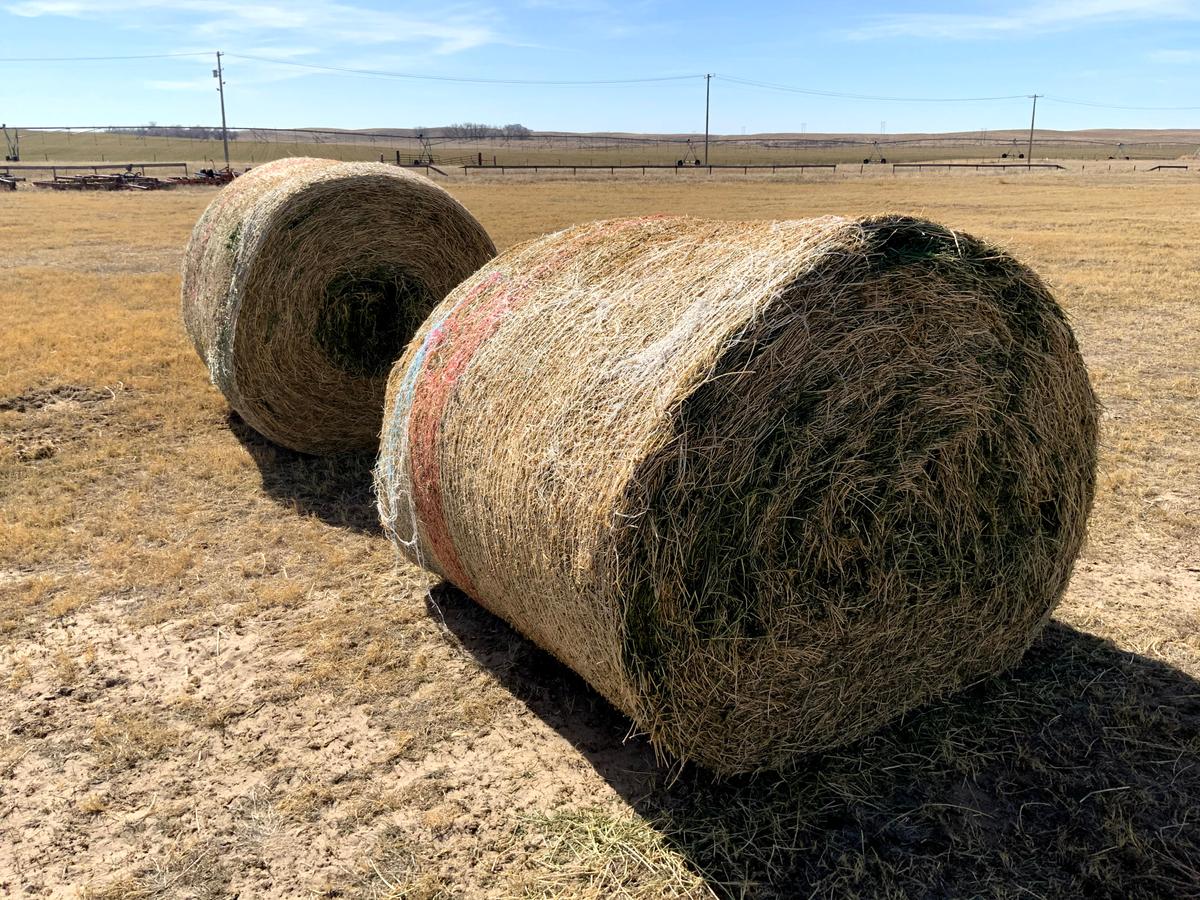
[170,167,236,186]
[3,123,18,162]
[861,141,888,165]
[34,170,177,191]
[1,125,21,188]
[30,163,239,191]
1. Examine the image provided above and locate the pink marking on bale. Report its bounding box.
[407,281,517,595]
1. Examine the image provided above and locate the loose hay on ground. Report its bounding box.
[376,214,1100,774]
[181,157,496,454]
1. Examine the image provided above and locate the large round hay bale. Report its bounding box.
[375,215,1098,773]
[181,157,496,454]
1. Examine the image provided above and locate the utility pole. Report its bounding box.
[704,73,712,165]
[1026,94,1040,170]
[214,51,230,169]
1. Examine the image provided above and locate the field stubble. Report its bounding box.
[0,174,1198,898]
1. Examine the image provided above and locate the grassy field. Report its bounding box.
[1,174,1198,898]
[9,128,1200,169]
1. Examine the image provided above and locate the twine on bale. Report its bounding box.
[375,214,1099,774]
[181,157,496,454]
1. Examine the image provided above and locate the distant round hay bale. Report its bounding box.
[375,215,1098,774]
[181,157,496,454]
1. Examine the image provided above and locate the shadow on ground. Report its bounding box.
[429,584,1200,899]
[229,412,379,533]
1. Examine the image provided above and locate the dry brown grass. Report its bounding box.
[0,174,1197,897]
[510,808,714,899]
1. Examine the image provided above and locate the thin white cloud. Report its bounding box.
[6,0,502,55]
[145,78,213,91]
[1148,47,1200,62]
[848,0,1200,40]
[520,0,609,9]
[240,46,321,59]
[144,61,311,92]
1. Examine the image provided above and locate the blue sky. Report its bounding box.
[2,0,1199,133]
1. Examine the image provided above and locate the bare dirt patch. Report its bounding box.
[0,384,114,413]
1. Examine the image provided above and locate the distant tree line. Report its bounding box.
[112,124,234,141]
[103,122,539,142]
[413,123,532,140]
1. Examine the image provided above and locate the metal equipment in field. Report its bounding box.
[862,140,888,165]
[170,167,236,186]
[676,138,703,167]
[33,170,176,191]
[2,124,18,162]
[412,133,436,165]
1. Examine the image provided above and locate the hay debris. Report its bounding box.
[375,214,1099,774]
[181,157,495,454]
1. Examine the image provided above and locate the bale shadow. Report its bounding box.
[228,411,379,533]
[429,583,1200,899]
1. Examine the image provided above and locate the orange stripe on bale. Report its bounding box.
[407,283,517,595]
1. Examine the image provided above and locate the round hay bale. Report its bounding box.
[375,214,1099,774]
[181,157,496,454]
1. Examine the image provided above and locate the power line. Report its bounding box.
[1044,94,1200,111]
[715,74,1028,103]
[5,51,1200,111]
[225,53,703,86]
[0,51,211,62]
[0,49,701,85]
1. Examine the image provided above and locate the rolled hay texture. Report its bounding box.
[181,157,496,453]
[375,215,1098,774]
